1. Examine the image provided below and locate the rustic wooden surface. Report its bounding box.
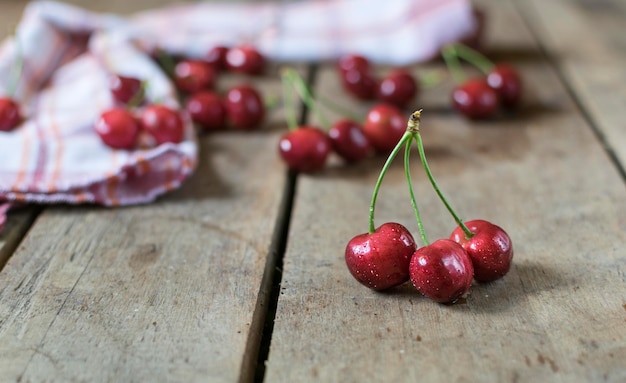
[0,0,625,382]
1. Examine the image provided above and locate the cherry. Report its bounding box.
[345,222,416,291]
[206,45,229,71]
[328,119,371,162]
[486,64,522,109]
[376,69,418,108]
[362,104,406,153]
[278,126,331,173]
[338,54,371,74]
[450,219,513,283]
[451,78,499,120]
[225,85,265,130]
[225,45,265,75]
[140,105,185,145]
[173,60,216,93]
[110,75,143,105]
[341,69,378,100]
[0,97,21,132]
[409,239,474,303]
[185,91,226,131]
[94,108,140,149]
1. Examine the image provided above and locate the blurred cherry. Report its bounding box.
[278,126,331,173]
[225,85,265,130]
[362,104,406,153]
[0,97,21,132]
[328,119,371,162]
[452,78,499,120]
[185,91,226,131]
[225,45,265,75]
[140,105,185,144]
[94,108,139,149]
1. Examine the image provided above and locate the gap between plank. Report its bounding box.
[0,207,42,272]
[239,65,318,383]
[513,0,626,183]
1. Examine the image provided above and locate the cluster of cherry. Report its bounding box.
[277,55,418,174]
[345,111,514,304]
[95,44,268,150]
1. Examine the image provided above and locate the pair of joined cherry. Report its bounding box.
[444,44,523,120]
[345,111,513,304]
[96,74,185,149]
[337,54,418,109]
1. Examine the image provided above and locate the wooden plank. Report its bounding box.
[516,0,626,174]
[265,0,626,382]
[0,1,295,382]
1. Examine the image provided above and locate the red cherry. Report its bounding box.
[452,78,499,120]
[409,239,474,303]
[140,105,185,145]
[341,69,378,100]
[225,45,265,75]
[362,104,406,154]
[376,69,418,108]
[328,119,371,162]
[110,75,143,105]
[224,85,265,130]
[0,97,21,132]
[278,126,331,173]
[206,45,229,71]
[487,64,522,109]
[345,222,417,291]
[173,60,217,93]
[337,54,371,74]
[450,220,513,283]
[94,108,140,150]
[185,91,226,132]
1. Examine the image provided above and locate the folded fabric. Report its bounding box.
[0,0,475,230]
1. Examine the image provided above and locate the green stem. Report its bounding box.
[8,35,23,98]
[452,43,495,75]
[316,93,363,122]
[127,80,147,109]
[284,68,331,129]
[280,69,298,130]
[368,131,413,234]
[441,44,466,84]
[404,135,429,245]
[418,68,448,90]
[412,114,474,239]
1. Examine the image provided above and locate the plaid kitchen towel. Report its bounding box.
[0,0,475,229]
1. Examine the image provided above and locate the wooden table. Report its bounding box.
[1,0,625,382]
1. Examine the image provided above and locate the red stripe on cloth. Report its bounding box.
[11,128,33,192]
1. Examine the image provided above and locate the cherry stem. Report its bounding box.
[441,45,466,85]
[411,113,474,239]
[451,43,495,75]
[316,93,363,122]
[280,69,298,130]
[368,131,413,234]
[418,68,448,90]
[283,68,331,129]
[155,49,176,77]
[404,135,429,245]
[127,80,147,109]
[8,35,23,98]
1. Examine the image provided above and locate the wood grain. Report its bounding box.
[516,0,626,174]
[0,1,295,382]
[264,0,626,382]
